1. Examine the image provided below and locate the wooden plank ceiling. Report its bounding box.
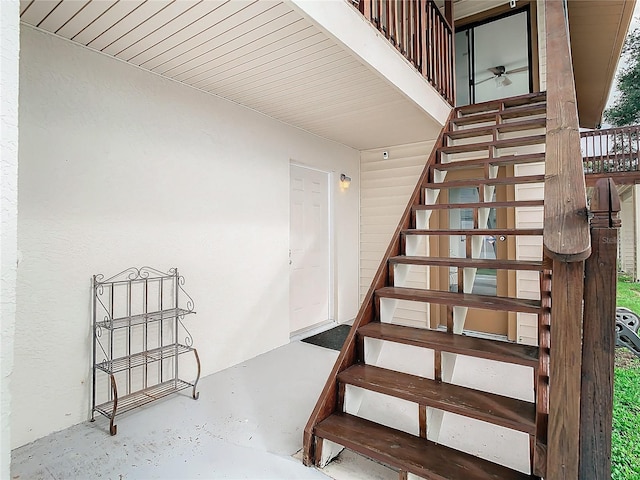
[19,0,441,150]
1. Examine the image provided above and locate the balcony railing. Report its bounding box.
[355,0,455,104]
[581,125,640,175]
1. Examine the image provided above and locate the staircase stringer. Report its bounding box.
[302,111,455,467]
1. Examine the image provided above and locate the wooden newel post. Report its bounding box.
[579,177,621,479]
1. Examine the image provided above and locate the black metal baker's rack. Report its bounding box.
[91,267,200,435]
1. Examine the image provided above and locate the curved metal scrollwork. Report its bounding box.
[94,324,108,360]
[178,316,194,347]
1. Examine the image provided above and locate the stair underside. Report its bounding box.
[339,364,536,433]
[315,413,534,480]
[357,322,539,368]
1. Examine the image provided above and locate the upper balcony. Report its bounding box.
[352,0,455,105]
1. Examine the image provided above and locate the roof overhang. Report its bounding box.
[568,0,636,128]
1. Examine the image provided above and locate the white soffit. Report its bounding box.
[19,0,448,150]
[433,0,510,21]
[452,0,509,20]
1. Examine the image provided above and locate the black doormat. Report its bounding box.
[301,324,351,351]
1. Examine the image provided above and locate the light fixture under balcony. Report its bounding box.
[340,174,352,189]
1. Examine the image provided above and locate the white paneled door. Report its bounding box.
[289,164,330,334]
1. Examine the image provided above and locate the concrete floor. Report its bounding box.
[11,341,396,480]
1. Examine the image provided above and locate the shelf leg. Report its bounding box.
[192,348,201,400]
[109,374,118,435]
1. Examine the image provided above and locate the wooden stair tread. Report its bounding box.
[424,174,544,188]
[440,135,546,155]
[339,364,535,433]
[413,199,544,211]
[452,104,546,127]
[432,153,546,171]
[455,92,546,116]
[402,228,543,236]
[375,286,541,313]
[446,118,547,140]
[389,256,546,271]
[358,322,539,368]
[315,413,535,480]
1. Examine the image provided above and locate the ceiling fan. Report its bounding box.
[475,65,528,87]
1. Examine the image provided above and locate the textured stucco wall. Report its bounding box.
[14,25,359,448]
[1,0,19,475]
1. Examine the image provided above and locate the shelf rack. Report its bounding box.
[91,267,200,435]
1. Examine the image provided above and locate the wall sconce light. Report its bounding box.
[340,173,352,189]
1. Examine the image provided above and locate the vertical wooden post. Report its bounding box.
[543,0,591,475]
[420,0,428,77]
[444,0,454,104]
[579,178,621,480]
[547,259,585,480]
[362,0,370,19]
[444,0,453,29]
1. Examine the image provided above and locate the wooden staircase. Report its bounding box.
[304,92,551,480]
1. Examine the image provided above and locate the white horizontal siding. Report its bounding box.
[620,194,636,277]
[538,0,547,92]
[360,141,435,315]
[515,161,544,345]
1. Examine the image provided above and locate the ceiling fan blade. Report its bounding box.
[475,76,495,86]
[505,66,528,75]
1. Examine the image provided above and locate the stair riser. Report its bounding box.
[360,338,538,392]
[432,154,545,172]
[412,203,543,231]
[390,257,546,271]
[446,128,546,147]
[447,118,546,138]
[452,109,546,128]
[440,141,545,164]
[358,323,540,368]
[343,385,420,436]
[341,382,536,445]
[389,265,543,304]
[315,413,535,480]
[363,336,436,379]
[336,357,537,475]
[455,92,546,116]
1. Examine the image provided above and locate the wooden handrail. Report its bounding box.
[543,0,590,263]
[302,112,453,466]
[543,1,591,479]
[356,0,455,105]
